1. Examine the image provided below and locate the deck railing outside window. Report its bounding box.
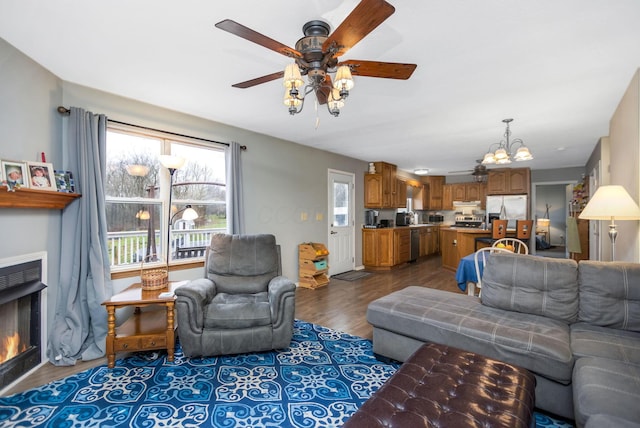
[107,227,223,267]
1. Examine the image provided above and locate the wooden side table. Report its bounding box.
[102,281,185,368]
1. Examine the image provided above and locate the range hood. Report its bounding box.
[452,201,481,207]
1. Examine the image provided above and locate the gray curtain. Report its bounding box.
[226,141,245,234]
[47,107,113,366]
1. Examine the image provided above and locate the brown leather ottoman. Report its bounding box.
[344,343,536,428]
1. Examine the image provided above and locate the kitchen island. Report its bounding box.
[439,226,518,271]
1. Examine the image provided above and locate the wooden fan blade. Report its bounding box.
[323,0,395,57]
[339,60,417,79]
[215,19,302,59]
[232,71,285,89]
[315,75,332,105]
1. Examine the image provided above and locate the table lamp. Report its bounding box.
[579,185,640,261]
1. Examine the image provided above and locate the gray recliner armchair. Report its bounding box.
[175,233,296,357]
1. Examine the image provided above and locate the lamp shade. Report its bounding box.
[334,65,354,90]
[126,164,150,176]
[181,207,199,221]
[283,63,304,89]
[579,185,640,220]
[159,155,185,170]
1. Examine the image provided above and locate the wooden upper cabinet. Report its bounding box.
[396,178,407,208]
[507,168,530,194]
[452,184,466,201]
[442,184,453,210]
[421,175,445,210]
[465,183,481,201]
[487,167,531,195]
[364,174,383,207]
[364,162,399,208]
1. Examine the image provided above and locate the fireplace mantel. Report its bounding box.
[0,186,80,209]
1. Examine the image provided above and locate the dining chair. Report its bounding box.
[472,246,515,297]
[474,219,508,250]
[492,237,529,254]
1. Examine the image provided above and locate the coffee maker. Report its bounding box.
[364,210,378,227]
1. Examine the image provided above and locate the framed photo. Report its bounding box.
[27,162,57,191]
[54,170,75,193]
[1,160,30,190]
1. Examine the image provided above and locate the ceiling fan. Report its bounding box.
[215,0,417,114]
[449,160,489,180]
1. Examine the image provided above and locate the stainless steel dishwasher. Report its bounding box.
[410,228,420,262]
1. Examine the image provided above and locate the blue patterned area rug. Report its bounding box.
[1,320,573,427]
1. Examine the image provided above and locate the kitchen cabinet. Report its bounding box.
[443,182,487,209]
[487,168,531,195]
[396,178,407,208]
[362,228,394,268]
[394,228,411,264]
[420,176,445,210]
[439,228,459,270]
[443,184,453,210]
[364,161,398,208]
[364,174,384,207]
[419,226,439,257]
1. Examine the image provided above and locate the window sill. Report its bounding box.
[111,260,205,280]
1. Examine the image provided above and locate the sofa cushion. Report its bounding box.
[584,414,640,428]
[571,322,640,363]
[204,292,271,329]
[573,356,640,428]
[367,286,574,383]
[481,253,579,323]
[578,261,640,332]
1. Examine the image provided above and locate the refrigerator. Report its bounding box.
[485,195,528,229]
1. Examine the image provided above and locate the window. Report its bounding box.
[105,125,226,270]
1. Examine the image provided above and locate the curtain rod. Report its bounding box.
[57,106,246,150]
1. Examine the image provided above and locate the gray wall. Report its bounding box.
[0,38,64,323]
[1,37,368,321]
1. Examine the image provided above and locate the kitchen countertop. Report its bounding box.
[362,224,439,230]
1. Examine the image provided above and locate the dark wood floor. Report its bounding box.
[2,255,460,397]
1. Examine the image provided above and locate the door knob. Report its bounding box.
[331,231,338,235]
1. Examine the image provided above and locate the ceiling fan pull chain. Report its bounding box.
[315,97,320,129]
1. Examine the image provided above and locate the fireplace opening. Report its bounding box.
[0,260,46,390]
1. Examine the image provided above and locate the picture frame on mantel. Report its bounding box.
[27,161,57,191]
[1,160,30,190]
[54,170,75,193]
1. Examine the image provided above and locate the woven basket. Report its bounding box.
[140,261,169,290]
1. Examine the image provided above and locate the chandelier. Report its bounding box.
[481,118,533,165]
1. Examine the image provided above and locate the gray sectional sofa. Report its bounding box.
[367,254,640,427]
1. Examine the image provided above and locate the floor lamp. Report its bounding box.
[537,203,551,246]
[579,185,640,261]
[159,155,186,265]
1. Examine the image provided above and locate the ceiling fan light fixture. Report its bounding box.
[327,88,345,116]
[283,63,304,89]
[334,65,354,91]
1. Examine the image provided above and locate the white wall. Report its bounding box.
[608,69,640,262]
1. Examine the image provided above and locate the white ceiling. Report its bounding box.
[2,0,639,176]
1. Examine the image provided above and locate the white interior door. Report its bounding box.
[328,170,355,275]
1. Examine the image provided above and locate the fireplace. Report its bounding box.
[0,253,47,392]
